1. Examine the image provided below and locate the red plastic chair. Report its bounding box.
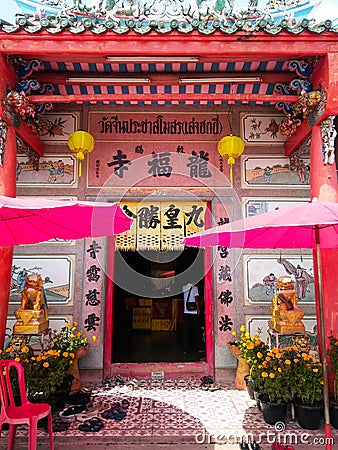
[0,360,54,450]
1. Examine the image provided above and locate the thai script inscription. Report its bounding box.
[98,115,223,135]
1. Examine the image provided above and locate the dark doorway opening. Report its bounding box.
[112,247,205,363]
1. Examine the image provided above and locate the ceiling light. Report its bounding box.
[66,77,151,84]
[179,76,262,84]
[106,56,200,63]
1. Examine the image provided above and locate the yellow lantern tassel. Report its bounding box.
[228,157,235,185]
[68,131,95,179]
[77,151,85,177]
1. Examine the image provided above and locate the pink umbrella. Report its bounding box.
[183,199,338,449]
[183,200,338,249]
[0,195,133,246]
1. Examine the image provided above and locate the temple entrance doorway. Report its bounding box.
[112,247,205,364]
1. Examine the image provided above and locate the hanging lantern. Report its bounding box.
[68,130,95,177]
[217,134,245,184]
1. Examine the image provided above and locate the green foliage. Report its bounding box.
[281,346,324,405]
[0,322,93,401]
[250,347,292,404]
[51,322,90,354]
[232,325,269,369]
[328,335,338,401]
[0,345,73,400]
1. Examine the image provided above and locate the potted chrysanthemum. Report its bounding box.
[52,322,95,391]
[250,347,292,425]
[285,346,324,430]
[230,325,269,396]
[0,344,74,412]
[328,334,338,428]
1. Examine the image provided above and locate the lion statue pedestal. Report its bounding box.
[270,275,305,334]
[13,274,49,334]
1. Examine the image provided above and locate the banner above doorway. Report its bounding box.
[115,201,206,251]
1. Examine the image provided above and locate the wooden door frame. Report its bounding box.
[103,204,214,379]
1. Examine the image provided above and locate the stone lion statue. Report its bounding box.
[21,274,45,311]
[14,274,49,334]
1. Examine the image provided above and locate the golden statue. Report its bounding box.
[13,274,49,334]
[270,276,305,334]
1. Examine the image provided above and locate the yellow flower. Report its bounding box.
[6,347,13,353]
[92,336,97,342]
[269,373,275,378]
[257,352,263,359]
[231,331,237,336]
[70,352,75,359]
[62,351,69,358]
[266,356,271,362]
[313,368,319,373]
[43,362,49,368]
[15,357,20,362]
[246,342,254,350]
[21,346,29,353]
[66,323,71,328]
[284,359,291,365]
[73,321,78,327]
[262,372,268,378]
[278,367,282,372]
[240,325,246,332]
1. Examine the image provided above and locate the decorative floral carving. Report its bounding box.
[320,117,336,165]
[6,90,35,121]
[279,90,322,136]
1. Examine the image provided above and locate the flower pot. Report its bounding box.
[50,374,74,412]
[68,345,90,392]
[244,375,255,400]
[329,400,338,429]
[259,395,287,425]
[254,390,261,411]
[294,401,323,430]
[228,344,250,390]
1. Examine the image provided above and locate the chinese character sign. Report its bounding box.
[215,202,235,347]
[83,237,105,346]
[115,201,206,251]
[88,112,230,188]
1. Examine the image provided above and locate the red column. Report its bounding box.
[310,123,338,372]
[0,125,17,349]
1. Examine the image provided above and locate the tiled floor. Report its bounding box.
[3,377,338,449]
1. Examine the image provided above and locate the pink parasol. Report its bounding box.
[0,195,133,246]
[183,200,338,249]
[183,199,338,449]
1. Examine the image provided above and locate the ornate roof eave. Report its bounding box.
[0,13,337,36]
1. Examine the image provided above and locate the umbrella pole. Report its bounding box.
[315,226,332,450]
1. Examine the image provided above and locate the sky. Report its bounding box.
[1,0,338,24]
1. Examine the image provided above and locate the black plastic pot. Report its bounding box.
[294,400,323,430]
[329,400,338,429]
[244,375,255,400]
[259,395,287,425]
